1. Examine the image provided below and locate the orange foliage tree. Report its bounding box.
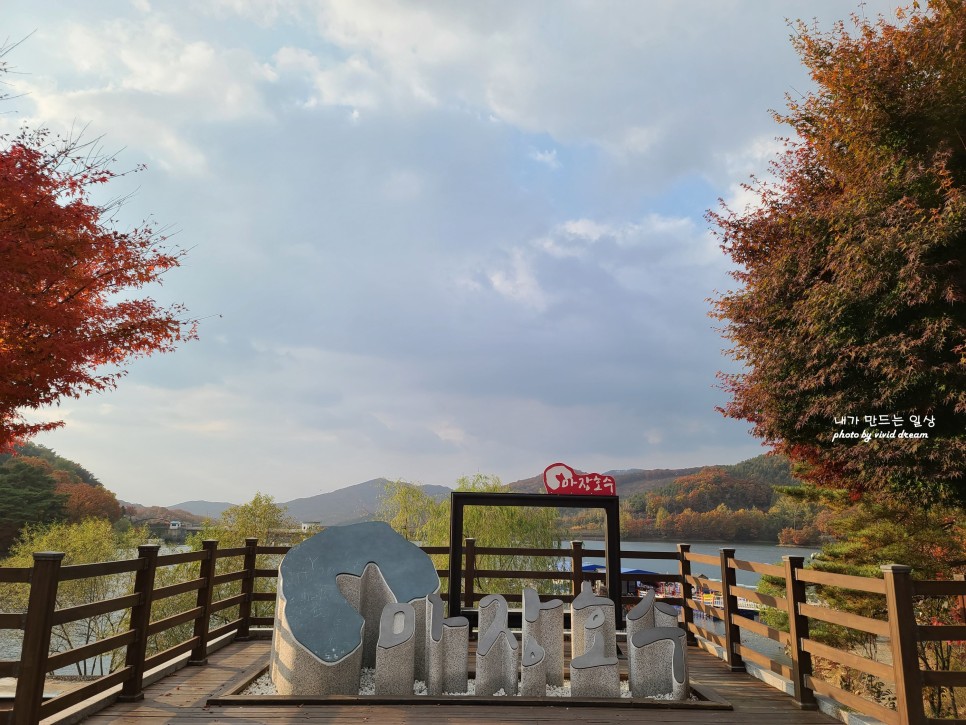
[0,122,196,451]
[55,481,122,523]
[710,2,966,506]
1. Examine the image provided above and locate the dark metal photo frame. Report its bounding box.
[446,491,623,629]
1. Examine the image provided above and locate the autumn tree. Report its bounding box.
[56,480,122,523]
[1,441,101,485]
[710,2,966,506]
[0,64,196,451]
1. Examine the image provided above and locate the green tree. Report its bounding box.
[378,479,439,542]
[378,474,564,596]
[710,1,966,506]
[190,492,298,549]
[0,457,67,554]
[0,519,147,675]
[187,492,302,626]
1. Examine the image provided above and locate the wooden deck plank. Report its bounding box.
[78,638,840,724]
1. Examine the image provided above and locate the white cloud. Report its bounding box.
[528,148,560,170]
[12,17,275,175]
[716,134,785,213]
[273,46,384,111]
[487,249,549,312]
[6,0,887,505]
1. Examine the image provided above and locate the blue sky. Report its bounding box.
[3,0,899,506]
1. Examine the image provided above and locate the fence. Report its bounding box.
[1,540,964,724]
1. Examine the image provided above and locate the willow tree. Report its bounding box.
[711,1,966,506]
[378,474,563,596]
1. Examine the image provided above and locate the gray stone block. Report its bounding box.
[271,521,440,695]
[583,606,607,656]
[426,592,469,695]
[520,635,547,697]
[522,587,563,686]
[570,628,620,698]
[571,582,615,658]
[375,602,416,695]
[475,594,518,695]
[628,626,689,700]
[626,587,656,642]
[655,601,680,628]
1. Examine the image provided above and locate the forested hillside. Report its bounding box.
[0,443,122,554]
[617,454,822,543]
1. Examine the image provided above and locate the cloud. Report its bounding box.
[487,249,549,312]
[9,16,276,175]
[4,0,896,505]
[528,148,560,170]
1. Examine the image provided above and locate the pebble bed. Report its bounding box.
[241,669,688,698]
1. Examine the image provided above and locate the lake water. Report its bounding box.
[576,539,820,588]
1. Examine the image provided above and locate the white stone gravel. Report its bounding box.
[243,670,650,698]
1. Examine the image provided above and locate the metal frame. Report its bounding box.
[446,491,623,629]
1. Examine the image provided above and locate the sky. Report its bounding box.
[3,0,901,507]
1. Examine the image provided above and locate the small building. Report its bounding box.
[301,521,321,533]
[169,520,182,530]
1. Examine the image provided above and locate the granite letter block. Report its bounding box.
[271,521,440,695]
[570,626,620,698]
[522,587,563,687]
[426,592,469,695]
[654,601,680,628]
[571,581,615,658]
[520,635,547,697]
[375,602,416,695]
[583,606,607,658]
[475,594,518,696]
[628,626,689,700]
[626,587,656,641]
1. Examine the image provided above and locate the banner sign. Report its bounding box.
[542,462,616,496]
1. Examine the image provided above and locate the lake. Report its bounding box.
[576,539,820,588]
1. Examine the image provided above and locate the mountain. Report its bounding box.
[167,500,236,519]
[506,466,704,498]
[147,457,792,527]
[165,479,452,526]
[282,478,452,525]
[121,501,206,526]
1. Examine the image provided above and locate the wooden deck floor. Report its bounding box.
[81,639,840,724]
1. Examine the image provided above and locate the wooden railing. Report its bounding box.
[2,540,964,724]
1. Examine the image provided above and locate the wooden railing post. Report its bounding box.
[783,555,816,709]
[571,540,583,597]
[235,537,258,641]
[14,552,63,725]
[189,540,218,665]
[463,538,476,610]
[719,547,744,671]
[678,544,696,646]
[119,544,159,702]
[882,564,926,725]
